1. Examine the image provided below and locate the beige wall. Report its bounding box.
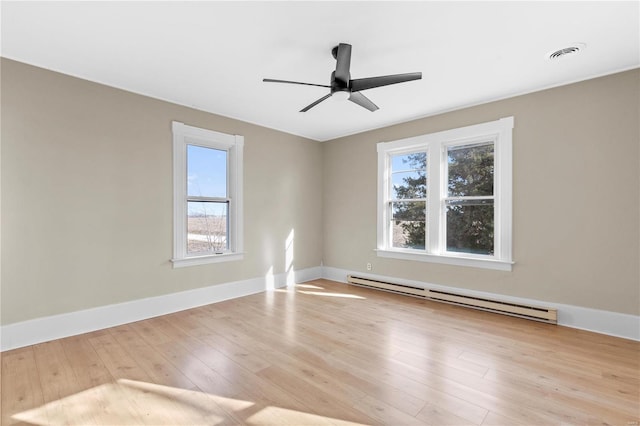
[323,69,640,315]
[2,58,638,326]
[1,59,323,325]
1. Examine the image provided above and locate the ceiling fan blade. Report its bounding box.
[334,43,352,84]
[349,91,379,112]
[263,78,330,88]
[350,72,422,92]
[300,93,332,112]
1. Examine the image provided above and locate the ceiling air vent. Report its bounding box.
[548,43,586,60]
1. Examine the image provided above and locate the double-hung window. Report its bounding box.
[377,117,514,271]
[172,121,244,267]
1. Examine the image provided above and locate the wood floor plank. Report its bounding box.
[417,402,483,426]
[87,330,224,424]
[317,339,490,425]
[166,312,274,373]
[482,360,640,420]
[142,316,329,420]
[31,340,103,425]
[153,338,246,398]
[1,348,44,426]
[60,332,114,391]
[481,410,525,426]
[288,346,428,417]
[256,364,379,425]
[159,315,372,424]
[108,324,198,391]
[2,279,639,425]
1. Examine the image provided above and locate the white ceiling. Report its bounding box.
[2,1,639,141]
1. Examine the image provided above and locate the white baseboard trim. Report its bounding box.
[322,266,350,284]
[1,266,323,352]
[293,266,324,284]
[322,267,640,342]
[4,265,635,351]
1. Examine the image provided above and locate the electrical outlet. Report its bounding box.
[366,262,372,271]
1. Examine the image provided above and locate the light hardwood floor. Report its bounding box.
[2,279,639,425]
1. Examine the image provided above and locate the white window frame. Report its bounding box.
[171,121,244,268]
[377,117,514,271]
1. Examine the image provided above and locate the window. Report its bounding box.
[172,121,244,267]
[377,117,513,271]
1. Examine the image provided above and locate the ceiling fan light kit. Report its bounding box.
[332,90,350,101]
[263,43,422,112]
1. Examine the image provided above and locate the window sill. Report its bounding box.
[171,252,244,268]
[376,249,513,271]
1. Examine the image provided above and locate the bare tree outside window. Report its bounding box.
[186,145,229,254]
[187,202,228,253]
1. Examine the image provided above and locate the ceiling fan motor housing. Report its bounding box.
[331,45,340,60]
[330,71,350,95]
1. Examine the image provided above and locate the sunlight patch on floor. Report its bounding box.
[297,290,366,299]
[295,283,325,290]
[12,379,366,425]
[247,405,365,425]
[273,285,367,300]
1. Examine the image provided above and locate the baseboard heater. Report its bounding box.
[347,275,557,324]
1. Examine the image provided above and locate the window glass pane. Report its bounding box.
[447,143,494,197]
[187,145,227,198]
[187,201,228,253]
[391,153,426,171]
[391,201,426,249]
[391,152,426,199]
[446,199,494,255]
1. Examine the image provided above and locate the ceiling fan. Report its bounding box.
[263,43,422,112]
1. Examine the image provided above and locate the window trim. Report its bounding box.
[171,121,244,268]
[376,117,514,271]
